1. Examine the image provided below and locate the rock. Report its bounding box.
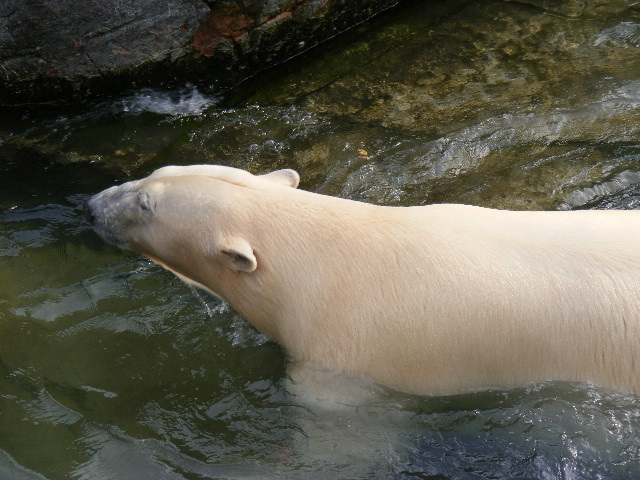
[0,0,400,104]
[0,0,209,103]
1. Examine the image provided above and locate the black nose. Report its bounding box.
[84,200,95,224]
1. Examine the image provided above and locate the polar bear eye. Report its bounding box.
[138,192,153,213]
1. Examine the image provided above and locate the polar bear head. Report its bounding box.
[85,165,300,291]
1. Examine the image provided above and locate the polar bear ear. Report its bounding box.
[259,169,300,188]
[220,236,257,272]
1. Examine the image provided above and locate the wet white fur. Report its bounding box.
[87,165,640,395]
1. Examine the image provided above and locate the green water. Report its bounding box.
[2,0,640,478]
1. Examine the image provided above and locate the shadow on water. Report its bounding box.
[1,0,640,478]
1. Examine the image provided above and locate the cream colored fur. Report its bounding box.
[86,165,640,396]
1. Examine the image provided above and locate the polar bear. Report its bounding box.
[85,164,640,396]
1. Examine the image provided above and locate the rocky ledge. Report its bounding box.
[0,0,400,104]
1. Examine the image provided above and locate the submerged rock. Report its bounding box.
[0,0,400,104]
[2,0,638,214]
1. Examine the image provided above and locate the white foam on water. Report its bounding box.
[119,84,218,117]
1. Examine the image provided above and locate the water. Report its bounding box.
[1,0,640,478]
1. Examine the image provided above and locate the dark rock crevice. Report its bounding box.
[0,0,401,104]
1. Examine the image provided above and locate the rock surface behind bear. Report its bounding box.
[0,0,400,104]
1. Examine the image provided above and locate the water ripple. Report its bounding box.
[20,388,84,426]
[0,449,48,480]
[595,21,640,48]
[118,85,219,117]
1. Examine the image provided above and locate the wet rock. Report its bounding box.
[240,0,640,137]
[0,0,209,103]
[181,0,640,211]
[4,0,638,214]
[0,0,400,104]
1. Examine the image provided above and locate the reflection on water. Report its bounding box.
[1,0,640,478]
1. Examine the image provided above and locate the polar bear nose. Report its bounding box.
[84,200,95,224]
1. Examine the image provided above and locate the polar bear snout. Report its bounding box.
[83,200,96,225]
[85,189,127,246]
[85,182,151,247]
